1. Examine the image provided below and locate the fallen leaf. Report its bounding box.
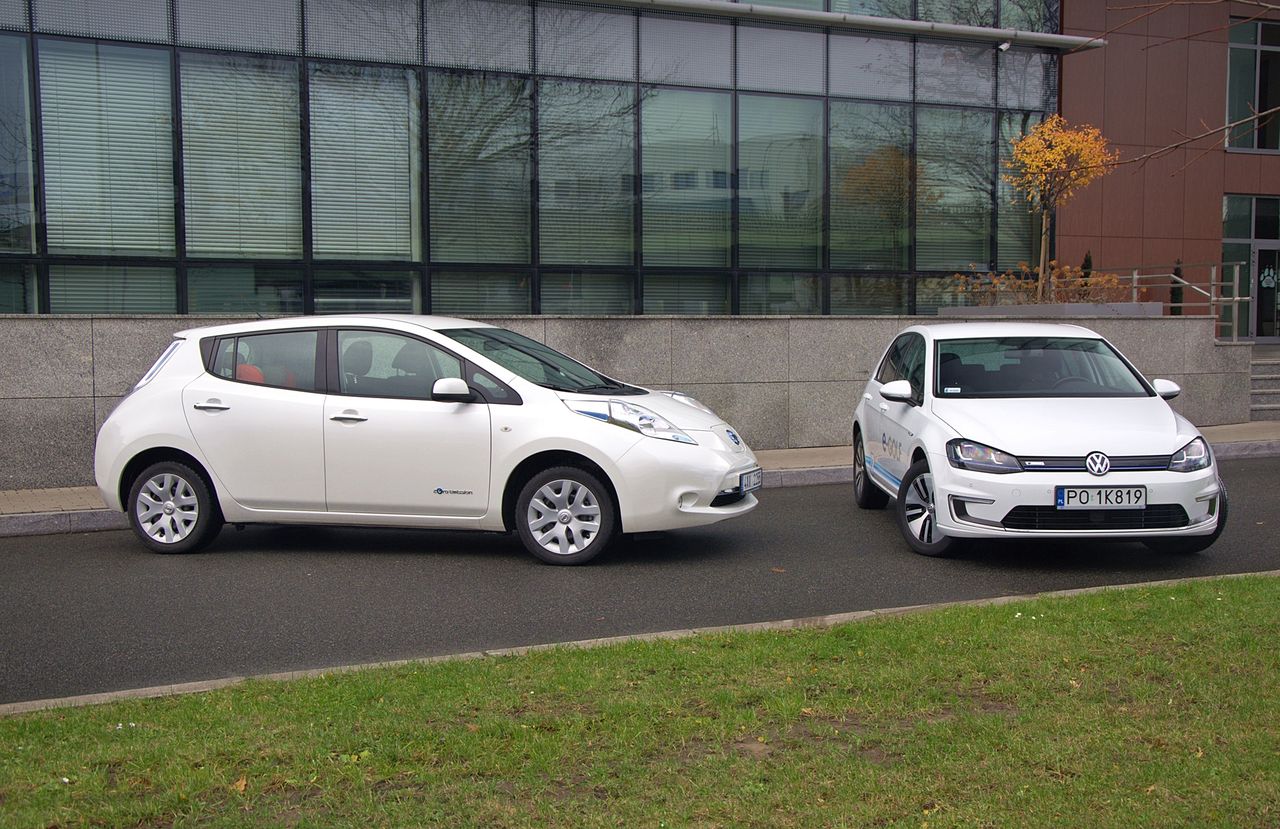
[770,567,786,574]
[232,776,247,794]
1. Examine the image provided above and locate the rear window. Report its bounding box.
[935,337,1151,398]
[211,331,319,392]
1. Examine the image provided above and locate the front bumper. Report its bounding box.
[929,451,1223,539]
[612,427,761,533]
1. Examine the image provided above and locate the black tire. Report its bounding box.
[126,461,223,554]
[515,466,617,565]
[1143,478,1229,555]
[895,458,957,557]
[853,430,889,510]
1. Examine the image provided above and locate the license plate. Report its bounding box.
[740,468,763,493]
[1055,486,1146,510]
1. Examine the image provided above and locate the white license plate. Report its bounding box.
[1055,486,1146,510]
[740,468,763,493]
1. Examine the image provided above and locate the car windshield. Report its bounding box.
[934,337,1151,398]
[439,327,642,394]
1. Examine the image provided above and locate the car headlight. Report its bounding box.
[1169,437,1211,472]
[946,439,1021,474]
[567,399,697,445]
[659,390,716,417]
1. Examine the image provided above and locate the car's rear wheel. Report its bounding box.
[895,458,956,557]
[853,430,889,510]
[1143,479,1228,554]
[127,461,222,554]
[516,466,616,565]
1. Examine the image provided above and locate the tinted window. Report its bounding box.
[212,330,318,391]
[935,337,1150,397]
[875,333,922,387]
[440,326,641,394]
[338,330,462,399]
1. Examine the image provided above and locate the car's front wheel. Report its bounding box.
[853,430,889,510]
[1143,479,1229,554]
[127,461,223,554]
[516,466,617,565]
[895,458,956,557]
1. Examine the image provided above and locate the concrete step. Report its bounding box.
[1251,403,1280,420]
[1251,388,1280,398]
[1253,375,1280,390]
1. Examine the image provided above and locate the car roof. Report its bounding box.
[173,314,493,339]
[905,321,1102,341]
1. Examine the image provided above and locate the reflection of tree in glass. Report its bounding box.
[917,0,995,27]
[831,102,914,269]
[0,41,32,251]
[999,0,1058,32]
[307,0,418,61]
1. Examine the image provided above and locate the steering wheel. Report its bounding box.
[1051,376,1090,389]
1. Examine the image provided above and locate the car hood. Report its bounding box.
[929,396,1200,456]
[559,389,724,432]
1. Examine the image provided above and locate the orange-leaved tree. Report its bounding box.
[1003,115,1117,301]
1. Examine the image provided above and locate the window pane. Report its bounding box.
[541,272,633,314]
[176,0,301,54]
[0,0,25,29]
[181,54,302,258]
[830,275,907,314]
[426,0,530,72]
[0,264,35,312]
[539,81,634,265]
[998,112,1042,270]
[918,0,995,26]
[915,275,969,315]
[1228,48,1257,148]
[739,95,823,268]
[306,0,419,63]
[428,72,531,263]
[643,273,729,314]
[233,331,318,391]
[0,34,34,252]
[639,15,731,88]
[830,0,911,17]
[1223,195,1252,239]
[830,100,910,270]
[40,41,174,255]
[1256,197,1279,239]
[1260,50,1280,150]
[1264,22,1280,47]
[431,270,531,314]
[829,34,911,102]
[753,0,822,8]
[740,273,821,314]
[1229,20,1257,45]
[1001,0,1058,32]
[641,88,731,267]
[338,330,459,398]
[35,0,168,42]
[188,266,304,314]
[917,41,993,105]
[917,107,994,271]
[999,50,1056,111]
[311,64,420,260]
[48,265,176,313]
[314,269,420,314]
[737,25,823,95]
[537,4,636,81]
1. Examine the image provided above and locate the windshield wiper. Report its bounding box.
[574,382,624,392]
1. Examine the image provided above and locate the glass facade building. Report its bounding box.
[0,0,1060,316]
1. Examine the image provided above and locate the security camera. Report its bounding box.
[997,41,1012,51]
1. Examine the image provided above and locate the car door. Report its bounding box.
[878,333,926,488]
[865,334,912,492]
[182,329,327,511]
[323,329,492,517]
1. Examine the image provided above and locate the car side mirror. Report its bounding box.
[879,379,914,403]
[1152,378,1181,400]
[432,377,474,403]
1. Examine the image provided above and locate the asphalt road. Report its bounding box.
[2,457,1278,705]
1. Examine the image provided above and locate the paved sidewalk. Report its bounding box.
[2,421,1277,539]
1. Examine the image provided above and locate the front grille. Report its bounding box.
[710,492,746,508]
[1001,504,1190,531]
[1018,455,1172,472]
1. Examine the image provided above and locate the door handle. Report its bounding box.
[192,402,230,412]
[878,404,889,413]
[330,413,368,423]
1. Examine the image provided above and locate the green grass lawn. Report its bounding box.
[2,576,1278,828]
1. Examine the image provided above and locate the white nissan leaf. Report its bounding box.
[95,315,761,565]
[852,323,1227,556]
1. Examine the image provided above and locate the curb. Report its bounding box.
[1,440,1275,540]
[3,568,1277,717]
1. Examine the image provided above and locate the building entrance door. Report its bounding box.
[1255,244,1280,340]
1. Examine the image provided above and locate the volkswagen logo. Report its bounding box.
[1085,452,1111,476]
[725,429,741,447]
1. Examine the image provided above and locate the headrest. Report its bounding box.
[391,341,434,375]
[342,339,373,376]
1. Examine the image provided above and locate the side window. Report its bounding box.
[902,334,926,402]
[875,336,910,384]
[338,331,463,400]
[214,331,318,391]
[466,363,516,403]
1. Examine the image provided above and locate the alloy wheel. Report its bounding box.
[135,472,200,544]
[525,478,602,556]
[902,471,937,544]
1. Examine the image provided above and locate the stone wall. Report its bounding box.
[0,314,1252,490]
